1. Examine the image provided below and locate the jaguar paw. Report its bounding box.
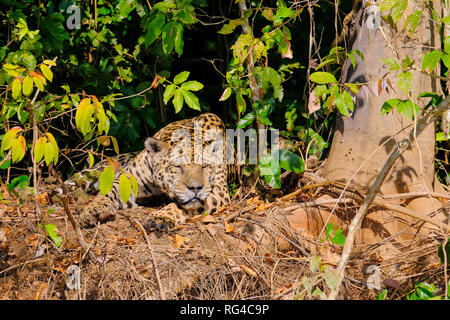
[143,216,175,232]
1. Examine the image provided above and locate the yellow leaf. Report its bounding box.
[43,59,56,66]
[11,136,26,163]
[45,132,59,164]
[40,64,53,82]
[30,71,46,84]
[129,173,139,196]
[32,76,44,91]
[34,137,47,163]
[110,136,120,154]
[75,98,94,136]
[44,141,55,166]
[11,78,21,99]
[119,173,131,204]
[88,152,94,168]
[1,127,22,152]
[22,76,33,96]
[99,165,115,196]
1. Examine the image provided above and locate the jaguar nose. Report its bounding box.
[188,185,203,196]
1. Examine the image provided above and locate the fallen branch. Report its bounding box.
[328,95,450,300]
[132,218,166,300]
[51,168,97,263]
[282,196,450,232]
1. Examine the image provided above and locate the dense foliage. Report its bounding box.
[0,0,448,192]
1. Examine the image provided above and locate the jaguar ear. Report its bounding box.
[145,137,166,155]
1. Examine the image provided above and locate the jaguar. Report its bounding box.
[68,113,230,231]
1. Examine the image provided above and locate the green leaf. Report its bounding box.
[144,14,165,47]
[22,76,33,96]
[397,71,413,94]
[99,165,115,196]
[218,19,243,35]
[163,84,177,104]
[258,151,281,189]
[0,159,10,169]
[117,0,136,19]
[265,67,283,101]
[381,98,401,115]
[7,175,29,190]
[181,81,204,91]
[397,99,419,119]
[274,7,294,25]
[310,72,337,84]
[11,78,21,99]
[391,0,408,23]
[174,71,190,84]
[219,87,232,101]
[325,223,334,239]
[442,54,450,69]
[346,52,356,69]
[401,55,414,69]
[173,88,184,113]
[405,10,422,34]
[437,238,450,266]
[44,224,62,248]
[236,112,255,129]
[40,64,53,82]
[422,50,443,73]
[331,226,346,245]
[380,58,400,70]
[376,289,388,300]
[334,90,354,116]
[279,149,305,174]
[174,23,184,56]
[236,93,246,113]
[119,173,132,204]
[418,92,442,107]
[161,22,176,54]
[182,90,201,111]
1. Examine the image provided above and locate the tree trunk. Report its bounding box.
[286,0,448,245]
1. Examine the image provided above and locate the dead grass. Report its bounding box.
[0,184,447,300]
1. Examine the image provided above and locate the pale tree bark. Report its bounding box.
[285,0,449,244]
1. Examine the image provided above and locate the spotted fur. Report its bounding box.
[74,113,230,230]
